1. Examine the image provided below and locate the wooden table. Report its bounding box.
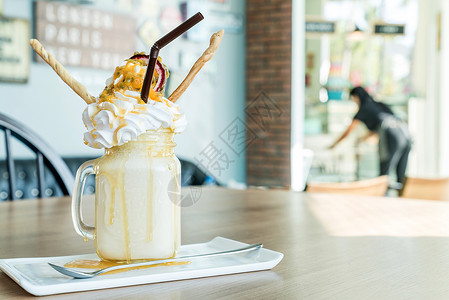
[2,187,449,299]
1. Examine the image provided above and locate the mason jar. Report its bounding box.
[72,128,181,262]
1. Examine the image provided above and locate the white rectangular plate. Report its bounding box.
[0,237,283,296]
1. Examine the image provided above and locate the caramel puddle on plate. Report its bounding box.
[64,259,191,275]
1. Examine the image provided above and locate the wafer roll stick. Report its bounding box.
[30,39,96,105]
[168,30,224,103]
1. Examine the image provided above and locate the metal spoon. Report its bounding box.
[49,243,263,279]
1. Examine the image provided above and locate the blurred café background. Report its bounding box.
[0,0,447,199]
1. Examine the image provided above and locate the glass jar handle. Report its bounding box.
[71,160,95,240]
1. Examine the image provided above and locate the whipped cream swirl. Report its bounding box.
[82,91,187,149]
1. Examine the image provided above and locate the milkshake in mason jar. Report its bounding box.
[93,129,180,261]
[30,23,223,264]
[73,54,186,262]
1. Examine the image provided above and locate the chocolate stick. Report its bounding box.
[141,12,204,103]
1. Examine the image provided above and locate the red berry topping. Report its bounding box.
[129,54,149,61]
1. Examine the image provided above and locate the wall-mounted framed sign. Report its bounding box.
[306,20,335,33]
[373,23,405,36]
[0,17,30,83]
[34,1,137,70]
[305,17,336,38]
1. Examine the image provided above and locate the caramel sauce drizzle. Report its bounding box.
[173,162,180,250]
[98,58,167,105]
[119,156,131,262]
[64,259,190,275]
[147,155,154,241]
[97,172,116,226]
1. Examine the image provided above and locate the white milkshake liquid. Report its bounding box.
[93,130,180,262]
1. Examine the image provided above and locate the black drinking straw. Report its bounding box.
[140,12,204,103]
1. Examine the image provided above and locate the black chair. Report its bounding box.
[179,159,208,186]
[0,113,74,200]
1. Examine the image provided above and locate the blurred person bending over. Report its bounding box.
[330,86,412,186]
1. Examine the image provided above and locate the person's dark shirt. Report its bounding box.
[353,101,393,131]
